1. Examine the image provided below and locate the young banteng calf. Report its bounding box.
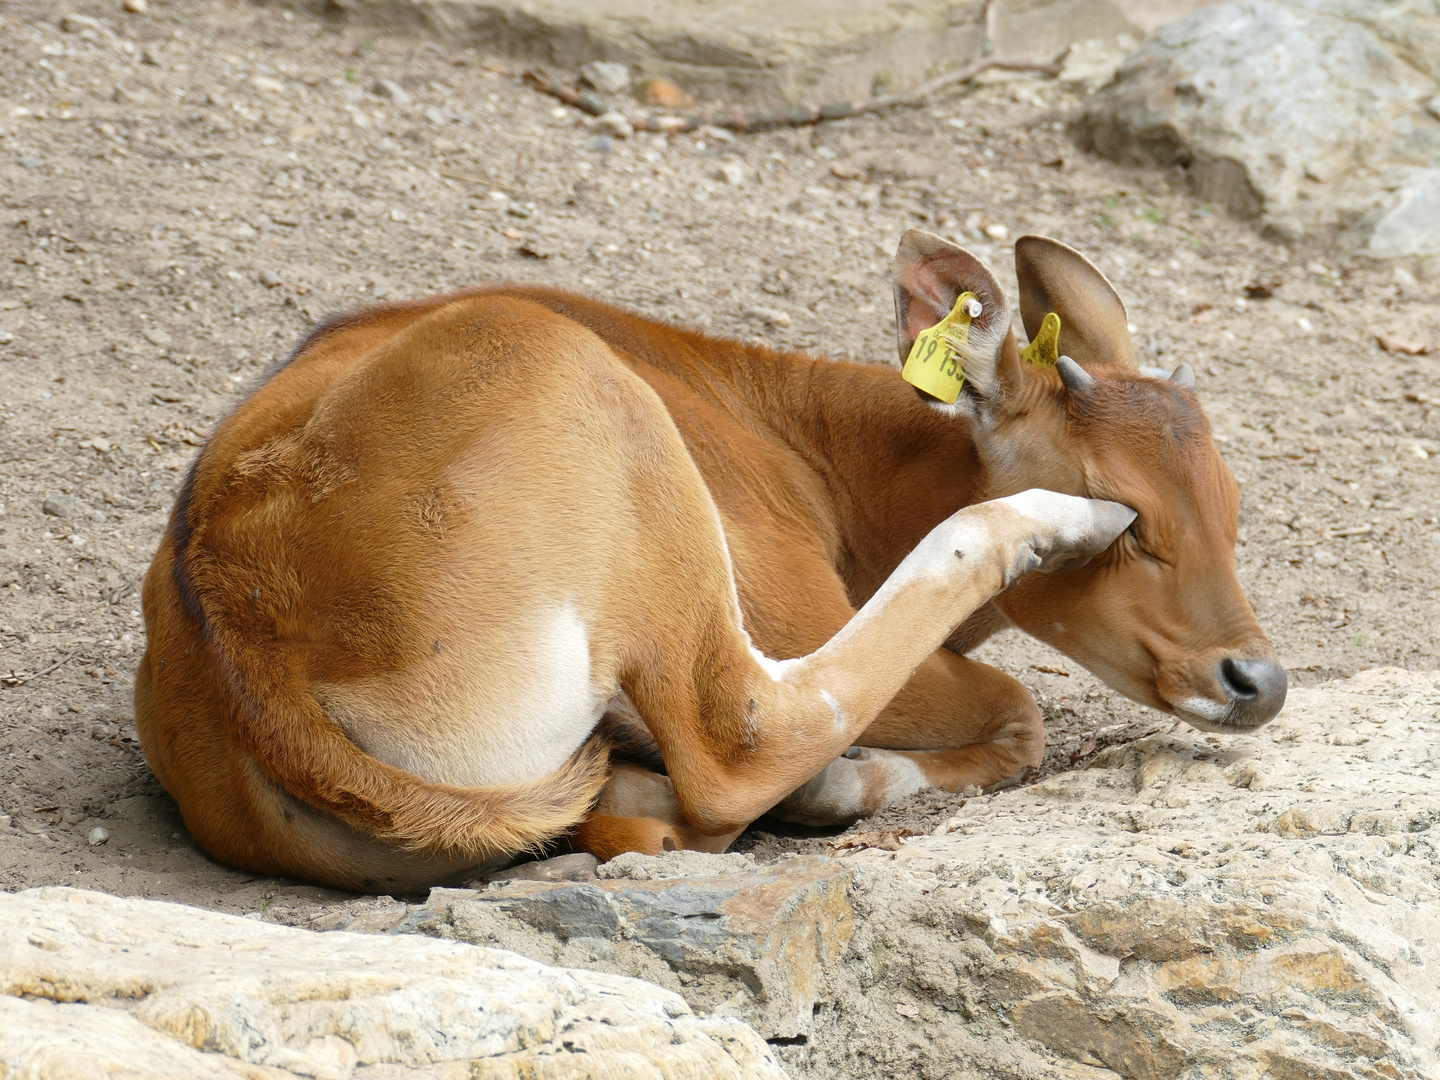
[136,231,1284,891]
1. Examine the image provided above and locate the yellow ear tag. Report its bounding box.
[1019,311,1062,366]
[901,291,981,405]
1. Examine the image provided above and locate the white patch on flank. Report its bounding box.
[329,601,607,787]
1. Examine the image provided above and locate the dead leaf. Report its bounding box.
[1243,278,1280,299]
[1374,331,1430,355]
[638,76,693,109]
[827,828,918,852]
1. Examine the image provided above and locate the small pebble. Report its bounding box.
[984,223,1010,241]
[579,61,630,95]
[0,330,14,344]
[142,327,172,348]
[43,493,82,519]
[718,161,746,186]
[585,134,614,154]
[371,78,412,106]
[0,815,11,830]
[87,826,110,846]
[1313,548,1340,569]
[16,157,44,169]
[257,269,281,288]
[744,306,792,328]
[1392,266,1419,294]
[91,437,112,453]
[121,0,147,12]
[59,13,103,33]
[593,111,632,139]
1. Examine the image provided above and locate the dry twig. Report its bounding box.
[524,48,1070,135]
[2,650,78,687]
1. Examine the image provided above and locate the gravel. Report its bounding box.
[0,0,1435,917]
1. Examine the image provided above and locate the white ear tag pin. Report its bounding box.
[901,292,981,404]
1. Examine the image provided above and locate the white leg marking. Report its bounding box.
[775,748,929,826]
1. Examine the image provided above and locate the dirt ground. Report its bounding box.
[1,0,1437,922]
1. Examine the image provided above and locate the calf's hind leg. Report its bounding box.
[571,764,745,860]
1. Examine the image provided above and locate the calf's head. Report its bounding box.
[892,230,1285,730]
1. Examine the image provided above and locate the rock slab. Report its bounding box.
[419,669,1440,1079]
[1070,0,1440,257]
[412,853,853,1040]
[303,0,1140,104]
[0,886,788,1080]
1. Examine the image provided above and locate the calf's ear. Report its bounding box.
[1014,235,1137,370]
[892,229,1016,405]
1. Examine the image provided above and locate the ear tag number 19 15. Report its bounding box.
[901,291,981,405]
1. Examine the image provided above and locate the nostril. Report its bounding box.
[1219,657,1259,700]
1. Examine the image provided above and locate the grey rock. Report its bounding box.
[1365,165,1440,258]
[1291,0,1440,81]
[1072,0,1440,255]
[415,855,854,1040]
[42,494,83,519]
[15,157,44,169]
[86,827,109,846]
[256,268,281,288]
[141,327,171,348]
[371,77,412,105]
[579,60,631,94]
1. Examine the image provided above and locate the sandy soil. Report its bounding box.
[1,0,1437,921]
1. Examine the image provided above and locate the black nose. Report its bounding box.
[1218,657,1287,726]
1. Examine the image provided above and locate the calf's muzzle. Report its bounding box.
[1217,656,1287,728]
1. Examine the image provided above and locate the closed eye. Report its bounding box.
[1126,519,1171,566]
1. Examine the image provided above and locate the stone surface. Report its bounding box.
[411,670,1440,1079]
[0,886,787,1080]
[299,0,1144,105]
[410,853,854,1040]
[1071,0,1440,256]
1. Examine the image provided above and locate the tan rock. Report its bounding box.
[0,887,787,1080]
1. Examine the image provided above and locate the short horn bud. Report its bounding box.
[1056,355,1095,394]
[1169,363,1196,389]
